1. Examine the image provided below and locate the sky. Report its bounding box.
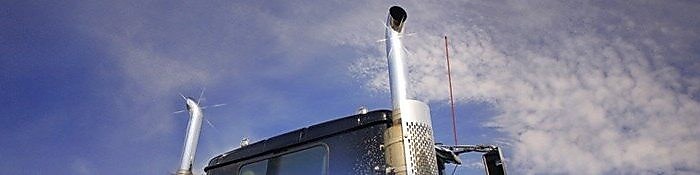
[1,0,699,175]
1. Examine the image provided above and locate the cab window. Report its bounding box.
[239,160,267,175]
[239,146,327,175]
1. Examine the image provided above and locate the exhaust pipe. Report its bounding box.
[383,6,439,175]
[176,97,204,175]
[386,6,408,110]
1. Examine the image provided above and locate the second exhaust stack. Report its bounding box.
[383,6,439,175]
[386,6,409,110]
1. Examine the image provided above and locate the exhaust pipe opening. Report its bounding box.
[388,6,407,33]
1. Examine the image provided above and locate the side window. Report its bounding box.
[270,146,327,175]
[239,146,328,175]
[239,160,267,175]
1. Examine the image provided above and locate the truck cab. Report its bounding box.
[204,110,391,175]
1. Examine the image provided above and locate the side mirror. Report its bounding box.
[482,148,507,175]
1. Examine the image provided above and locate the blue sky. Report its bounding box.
[2,1,699,174]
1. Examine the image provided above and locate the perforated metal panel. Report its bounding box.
[398,100,439,175]
[405,122,438,175]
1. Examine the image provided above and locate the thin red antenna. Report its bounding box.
[445,36,458,145]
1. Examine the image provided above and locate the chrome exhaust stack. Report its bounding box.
[176,97,205,175]
[386,6,409,109]
[383,6,439,175]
